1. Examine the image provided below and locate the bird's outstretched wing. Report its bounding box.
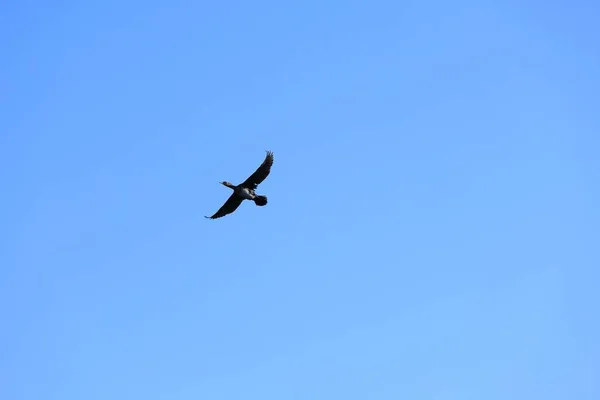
[205,193,244,219]
[240,150,274,190]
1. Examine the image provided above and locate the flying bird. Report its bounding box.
[205,150,274,219]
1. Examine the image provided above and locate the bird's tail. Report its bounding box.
[253,195,268,206]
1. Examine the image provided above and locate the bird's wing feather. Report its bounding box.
[240,150,274,190]
[205,193,244,219]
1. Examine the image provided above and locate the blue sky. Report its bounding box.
[1,0,599,399]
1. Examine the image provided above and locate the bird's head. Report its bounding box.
[220,181,233,188]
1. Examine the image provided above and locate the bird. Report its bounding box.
[205,150,274,219]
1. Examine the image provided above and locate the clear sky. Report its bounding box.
[1,1,598,399]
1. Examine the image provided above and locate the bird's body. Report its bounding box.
[205,151,274,219]
[236,187,256,200]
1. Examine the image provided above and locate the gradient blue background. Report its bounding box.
[1,1,598,399]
